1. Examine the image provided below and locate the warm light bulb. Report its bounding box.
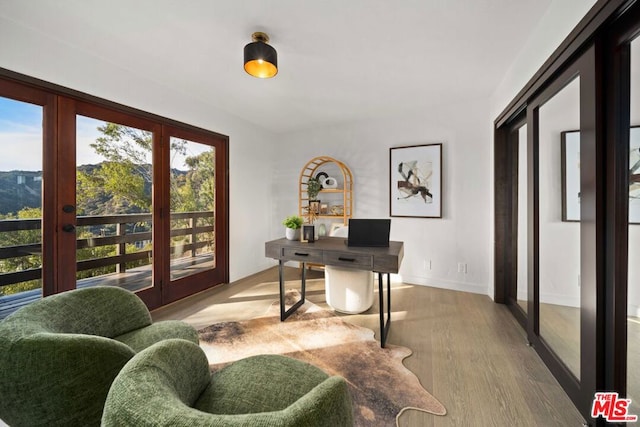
[244,32,278,78]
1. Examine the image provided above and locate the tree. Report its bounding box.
[173,149,215,212]
[0,207,42,296]
[77,123,156,214]
[0,122,217,297]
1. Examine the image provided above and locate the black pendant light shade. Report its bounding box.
[244,32,278,78]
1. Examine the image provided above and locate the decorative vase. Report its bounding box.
[285,227,300,241]
[318,223,327,237]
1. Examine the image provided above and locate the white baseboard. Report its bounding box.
[399,275,488,296]
[539,293,580,308]
[630,303,640,318]
[514,292,579,308]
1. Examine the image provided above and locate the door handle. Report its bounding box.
[62,224,76,233]
[62,205,75,213]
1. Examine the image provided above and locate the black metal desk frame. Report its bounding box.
[278,259,307,321]
[267,237,403,348]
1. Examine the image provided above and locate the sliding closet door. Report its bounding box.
[527,45,601,416]
[628,35,640,423]
[607,7,640,419]
[501,115,529,327]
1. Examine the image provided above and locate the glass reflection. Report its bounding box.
[538,77,581,380]
[517,125,528,313]
[627,36,640,419]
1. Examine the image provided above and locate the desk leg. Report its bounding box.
[378,272,391,348]
[279,260,307,321]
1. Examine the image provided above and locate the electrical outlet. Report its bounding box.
[578,274,581,288]
[423,259,432,270]
[457,262,467,274]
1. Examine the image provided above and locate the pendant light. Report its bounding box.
[244,32,278,78]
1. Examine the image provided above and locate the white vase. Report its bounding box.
[285,227,300,240]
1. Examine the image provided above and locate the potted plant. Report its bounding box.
[282,214,303,240]
[306,177,322,214]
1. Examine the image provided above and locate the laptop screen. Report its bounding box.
[347,219,391,247]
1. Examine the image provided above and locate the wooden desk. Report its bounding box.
[265,236,404,347]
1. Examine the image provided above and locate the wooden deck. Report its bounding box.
[0,254,213,319]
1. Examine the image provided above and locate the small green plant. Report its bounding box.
[282,215,303,229]
[306,177,322,200]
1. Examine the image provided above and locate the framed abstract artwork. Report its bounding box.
[561,128,640,223]
[389,143,442,218]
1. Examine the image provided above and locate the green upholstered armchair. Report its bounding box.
[0,286,199,427]
[102,338,354,427]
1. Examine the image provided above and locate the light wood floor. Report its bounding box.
[534,301,640,422]
[152,267,586,427]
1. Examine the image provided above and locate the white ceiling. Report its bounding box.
[0,0,552,133]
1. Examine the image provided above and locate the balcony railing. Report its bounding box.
[0,211,214,311]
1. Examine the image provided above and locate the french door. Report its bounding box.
[0,78,57,311]
[0,77,228,315]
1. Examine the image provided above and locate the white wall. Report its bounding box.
[491,0,597,118]
[272,98,493,295]
[0,16,278,282]
[537,78,580,307]
[267,0,600,301]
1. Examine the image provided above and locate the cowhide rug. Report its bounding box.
[198,290,447,426]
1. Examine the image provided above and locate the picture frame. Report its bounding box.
[329,222,346,236]
[390,143,442,218]
[631,127,640,223]
[562,127,640,223]
[301,225,315,243]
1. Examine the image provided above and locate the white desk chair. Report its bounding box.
[325,225,374,314]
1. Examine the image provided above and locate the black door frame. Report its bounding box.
[494,1,640,424]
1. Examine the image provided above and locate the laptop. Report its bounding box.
[346,219,391,247]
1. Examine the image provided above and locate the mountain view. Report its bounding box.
[0,170,42,216]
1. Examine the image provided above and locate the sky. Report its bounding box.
[0,96,43,171]
[0,96,211,172]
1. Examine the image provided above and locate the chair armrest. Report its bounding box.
[62,287,153,337]
[281,376,354,426]
[102,339,212,427]
[114,320,198,353]
[0,333,135,427]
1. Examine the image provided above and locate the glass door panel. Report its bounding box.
[516,124,528,314]
[168,137,215,281]
[628,35,640,420]
[0,96,43,319]
[75,115,154,292]
[537,76,581,380]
